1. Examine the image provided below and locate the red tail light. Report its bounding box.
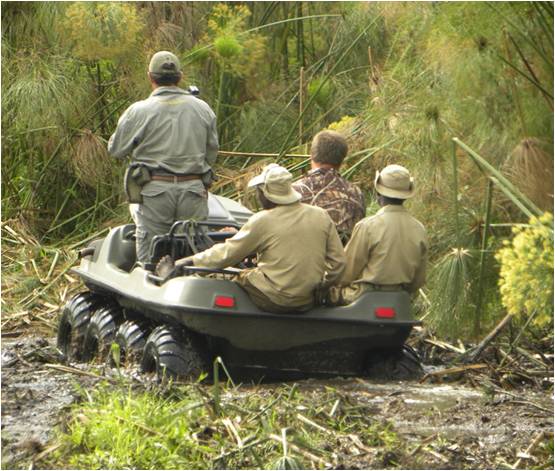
[375,307,395,318]
[214,295,235,308]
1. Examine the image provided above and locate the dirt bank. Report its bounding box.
[1,335,553,469]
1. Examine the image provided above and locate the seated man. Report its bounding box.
[329,164,428,305]
[292,130,365,243]
[159,164,345,313]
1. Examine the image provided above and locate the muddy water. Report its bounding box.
[1,335,553,469]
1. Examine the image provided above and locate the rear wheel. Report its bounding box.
[113,320,150,367]
[141,326,207,381]
[365,345,423,380]
[57,292,104,361]
[82,304,124,362]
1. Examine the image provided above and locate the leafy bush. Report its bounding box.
[495,213,554,327]
[61,2,144,62]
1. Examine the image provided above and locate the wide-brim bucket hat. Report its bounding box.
[248,163,301,205]
[374,164,415,199]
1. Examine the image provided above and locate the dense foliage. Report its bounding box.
[2,2,553,339]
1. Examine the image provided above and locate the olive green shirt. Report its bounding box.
[338,205,428,293]
[192,203,346,307]
[108,86,218,174]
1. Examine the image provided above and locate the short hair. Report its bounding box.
[150,72,181,86]
[378,194,405,206]
[310,130,348,166]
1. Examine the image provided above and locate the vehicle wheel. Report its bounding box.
[57,292,105,361]
[82,304,124,362]
[365,345,423,380]
[141,326,207,381]
[113,320,150,367]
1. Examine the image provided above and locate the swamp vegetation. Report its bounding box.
[1,2,554,469]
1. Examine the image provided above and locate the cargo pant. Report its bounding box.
[235,270,313,314]
[328,282,408,306]
[135,179,208,263]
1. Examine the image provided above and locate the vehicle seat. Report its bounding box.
[145,220,216,271]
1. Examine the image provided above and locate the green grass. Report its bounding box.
[46,381,401,470]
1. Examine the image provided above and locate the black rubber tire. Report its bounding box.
[365,345,423,380]
[113,320,150,366]
[57,292,104,361]
[141,326,207,381]
[82,304,124,362]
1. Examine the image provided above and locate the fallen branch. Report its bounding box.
[214,438,269,462]
[43,363,113,381]
[512,431,544,469]
[269,434,331,467]
[33,443,62,464]
[424,338,465,354]
[461,313,513,363]
[420,364,489,382]
[218,150,309,159]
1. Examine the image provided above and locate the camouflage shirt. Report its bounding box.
[292,168,365,242]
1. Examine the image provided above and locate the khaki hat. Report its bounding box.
[148,51,181,75]
[248,164,301,205]
[374,164,415,199]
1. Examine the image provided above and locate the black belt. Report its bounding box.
[150,172,202,183]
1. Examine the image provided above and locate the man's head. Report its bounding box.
[148,51,182,87]
[310,130,348,169]
[248,163,301,207]
[374,164,415,206]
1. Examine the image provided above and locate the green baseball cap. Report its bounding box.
[148,51,181,75]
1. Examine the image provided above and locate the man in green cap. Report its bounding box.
[108,51,218,264]
[157,164,346,313]
[329,164,428,305]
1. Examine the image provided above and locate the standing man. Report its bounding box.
[158,164,345,313]
[108,51,218,264]
[292,130,365,243]
[329,164,428,305]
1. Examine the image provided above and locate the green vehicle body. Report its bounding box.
[67,194,420,376]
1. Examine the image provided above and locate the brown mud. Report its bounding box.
[1,334,553,469]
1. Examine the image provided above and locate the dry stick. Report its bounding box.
[419,364,489,383]
[499,310,539,368]
[424,339,465,354]
[20,258,77,308]
[32,443,63,464]
[43,363,114,381]
[268,434,331,467]
[218,150,309,159]
[462,313,514,363]
[512,431,545,469]
[215,438,269,462]
[409,433,438,457]
[222,418,243,447]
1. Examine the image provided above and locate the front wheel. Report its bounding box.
[141,326,207,381]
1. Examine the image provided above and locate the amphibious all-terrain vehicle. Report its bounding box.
[57,194,422,381]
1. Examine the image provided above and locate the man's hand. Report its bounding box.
[155,255,194,281]
[156,255,176,279]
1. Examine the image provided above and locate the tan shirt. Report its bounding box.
[192,202,345,307]
[339,205,428,293]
